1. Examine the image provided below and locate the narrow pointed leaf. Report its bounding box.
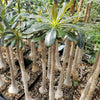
[18,40,23,49]
[57,0,73,21]
[23,23,49,34]
[45,28,56,47]
[77,32,83,49]
[67,32,77,41]
[4,30,14,34]
[52,4,58,21]
[4,34,15,41]
[4,41,11,47]
[0,22,4,32]
[33,33,46,42]
[46,4,52,19]
[11,39,17,48]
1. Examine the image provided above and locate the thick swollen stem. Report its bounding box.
[31,41,39,72]
[77,47,83,64]
[47,48,51,79]
[55,39,71,99]
[0,44,6,69]
[16,44,30,82]
[71,46,79,79]
[7,47,19,94]
[80,48,100,100]
[39,40,47,94]
[29,41,33,58]
[92,48,100,71]
[49,42,55,100]
[55,40,62,71]
[64,42,75,87]
[61,39,69,62]
[79,76,93,100]
[19,50,32,100]
[38,40,42,52]
[0,74,4,87]
[9,47,17,75]
[85,57,100,100]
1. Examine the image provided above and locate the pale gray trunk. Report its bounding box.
[80,48,100,100]
[7,47,19,94]
[19,50,32,100]
[0,44,6,69]
[64,42,75,87]
[71,46,79,79]
[0,74,4,87]
[89,48,100,79]
[39,40,47,94]
[79,76,93,100]
[55,39,71,99]
[49,42,55,100]
[38,40,42,52]
[85,57,100,100]
[31,41,39,72]
[77,47,83,64]
[9,47,17,75]
[47,47,51,79]
[55,40,61,71]
[61,39,70,62]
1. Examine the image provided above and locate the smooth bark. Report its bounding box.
[64,42,75,87]
[55,40,62,71]
[49,42,55,100]
[0,44,6,69]
[85,57,100,100]
[39,40,47,94]
[47,47,51,79]
[55,39,71,99]
[71,46,79,79]
[0,74,4,87]
[31,41,39,72]
[7,47,19,94]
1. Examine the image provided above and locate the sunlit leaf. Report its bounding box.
[23,23,49,34]
[45,28,56,47]
[57,0,73,22]
[52,4,58,21]
[4,34,15,41]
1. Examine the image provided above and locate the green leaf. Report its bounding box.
[33,33,46,42]
[0,38,4,46]
[11,39,17,48]
[4,30,14,34]
[23,23,49,34]
[57,0,73,22]
[4,34,15,41]
[52,4,58,21]
[46,4,52,19]
[77,32,83,49]
[18,40,23,49]
[58,30,66,38]
[67,32,77,41]
[0,22,4,32]
[45,28,56,47]
[4,41,11,47]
